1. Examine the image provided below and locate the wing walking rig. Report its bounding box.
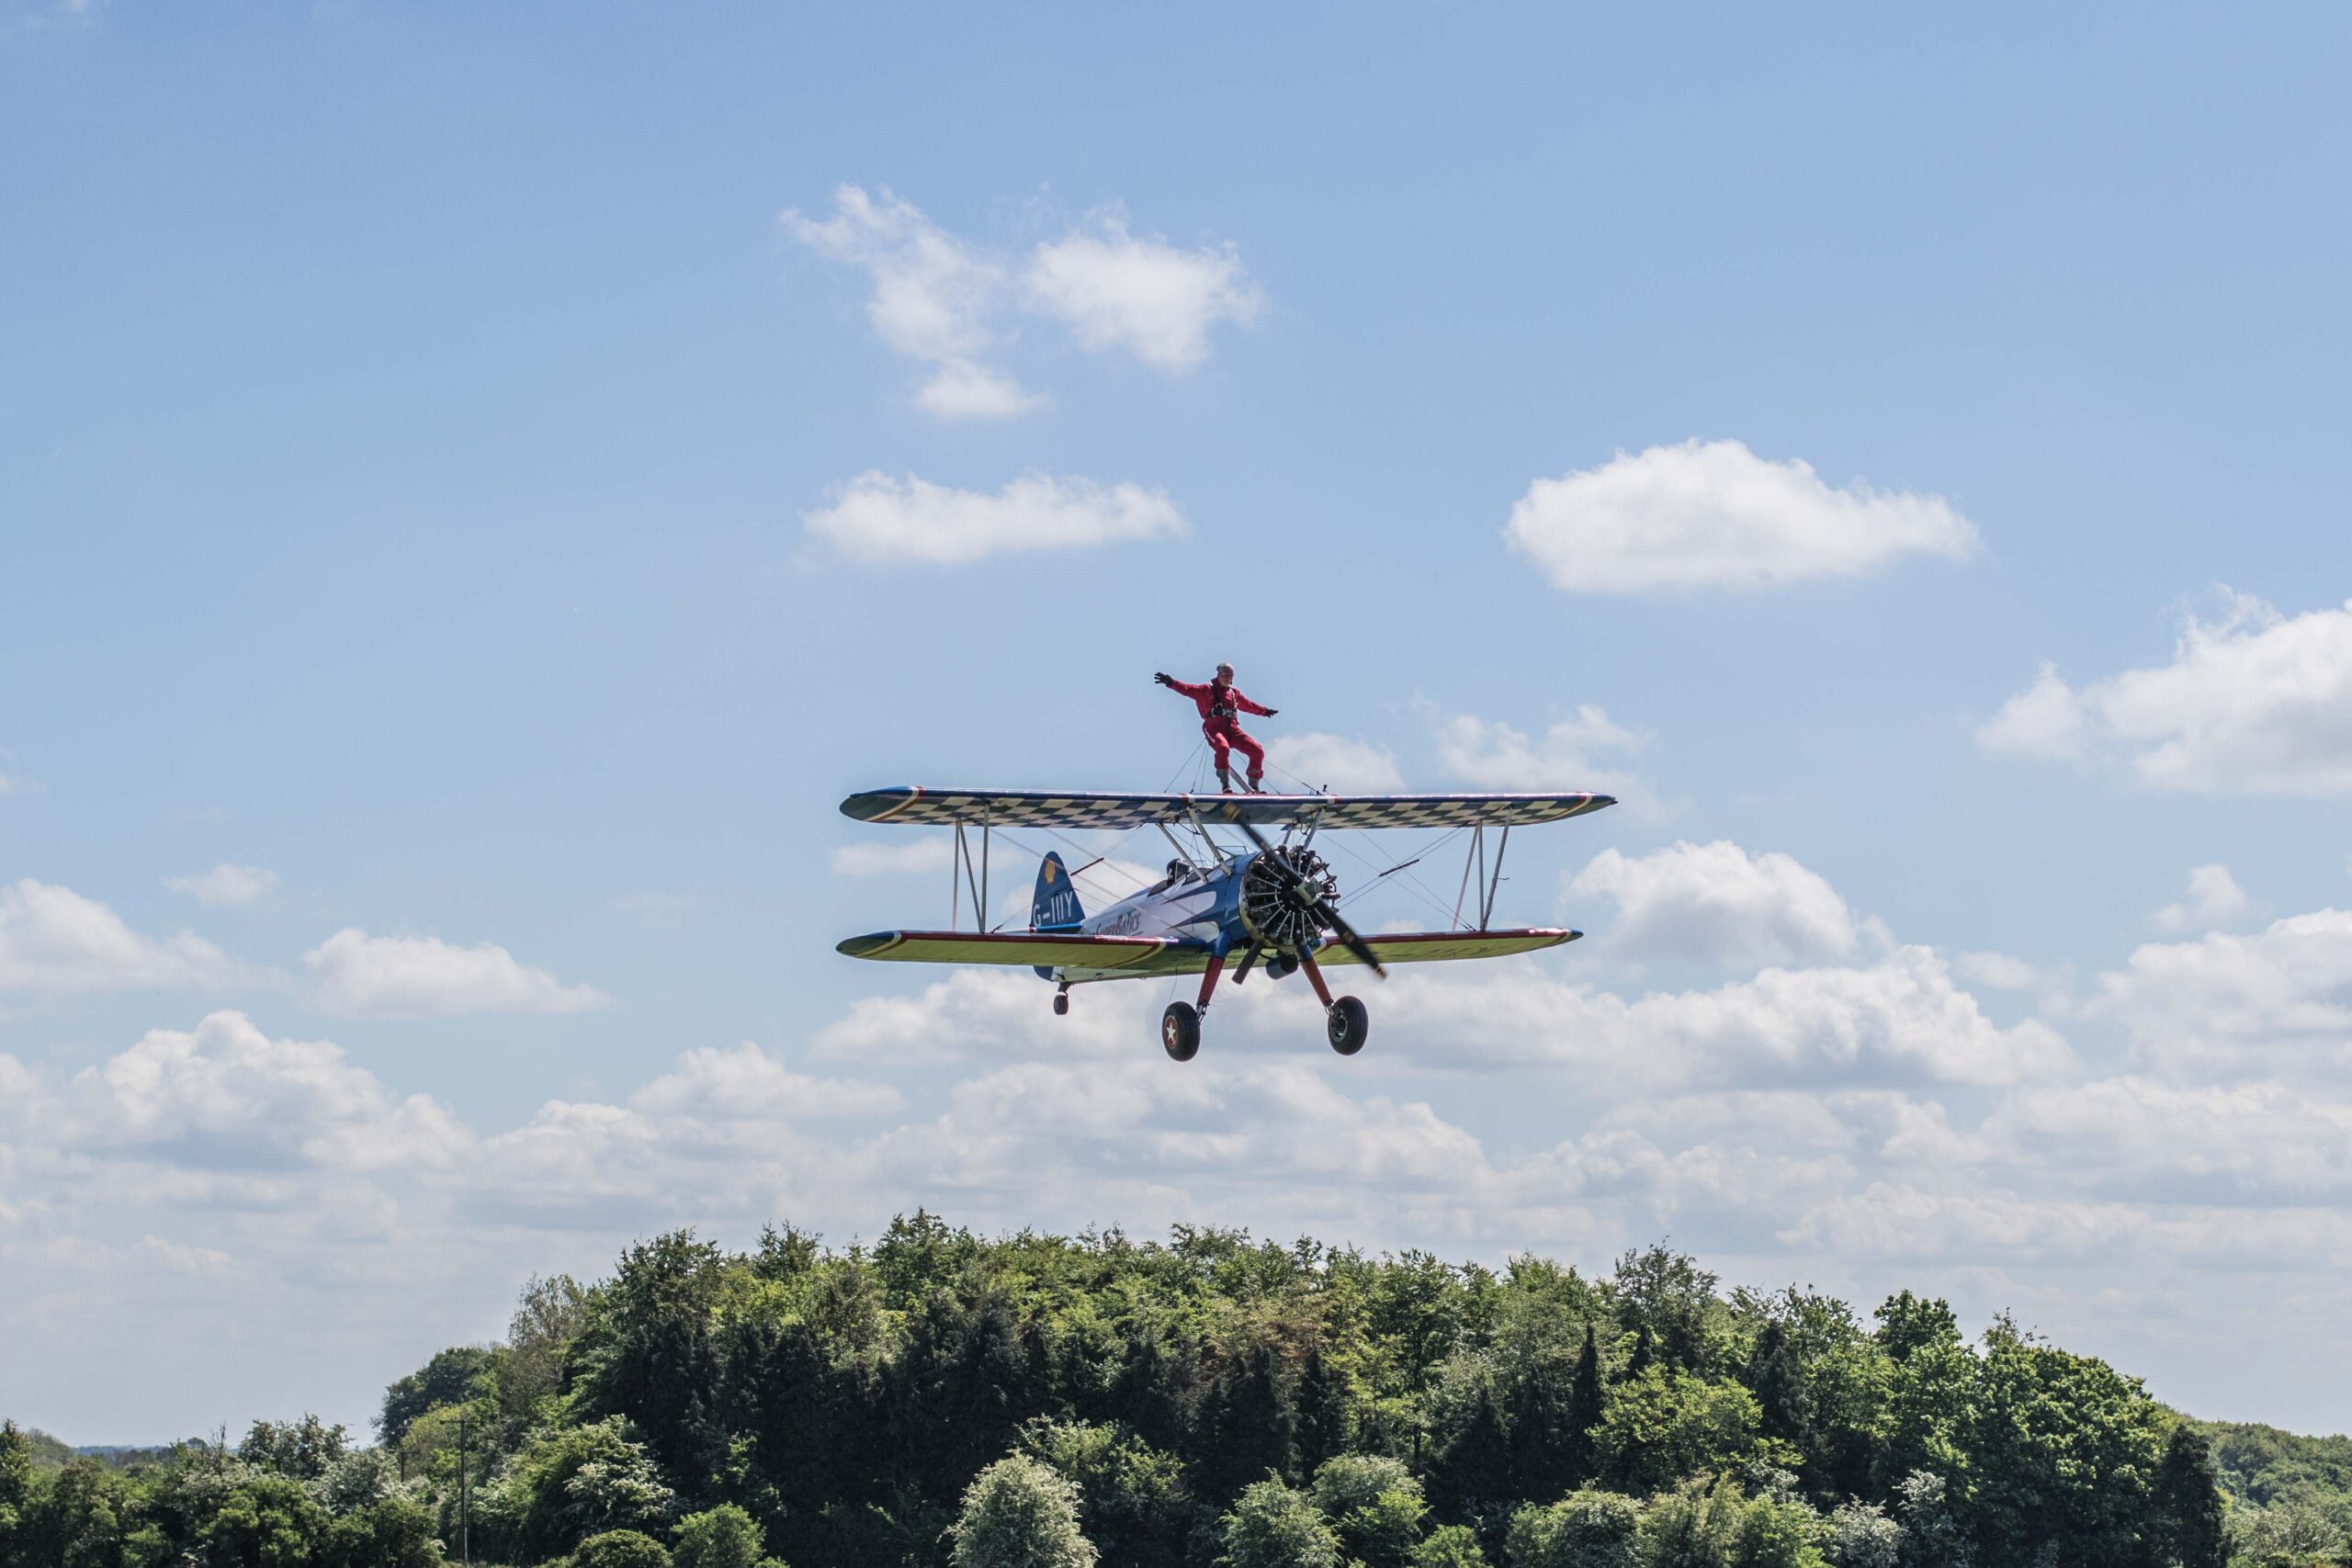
[835,785,1616,1062]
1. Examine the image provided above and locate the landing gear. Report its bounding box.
[1160,1002,1201,1062]
[1052,987,1069,1016]
[1326,996,1369,1055]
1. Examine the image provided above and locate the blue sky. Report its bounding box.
[6,2,2352,1440]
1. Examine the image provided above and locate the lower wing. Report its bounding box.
[836,928,1576,973]
[1316,929,1580,966]
[836,931,1212,975]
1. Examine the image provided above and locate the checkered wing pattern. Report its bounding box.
[840,787,1616,829]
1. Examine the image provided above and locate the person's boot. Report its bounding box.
[1216,766,1236,794]
[1247,775,1266,794]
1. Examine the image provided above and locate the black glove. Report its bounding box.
[1264,707,1279,716]
[1154,671,1174,686]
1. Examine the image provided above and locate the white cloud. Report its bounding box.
[1433,705,1653,806]
[831,838,956,876]
[1567,840,1860,971]
[163,863,278,908]
[630,1042,904,1121]
[2155,864,2249,933]
[783,185,1041,420]
[1265,732,1407,794]
[1023,211,1263,372]
[1974,661,2085,757]
[1504,439,1979,594]
[803,471,1187,566]
[2091,908,2352,1080]
[912,358,1047,419]
[1952,950,2068,993]
[1980,592,2352,795]
[0,879,244,994]
[304,929,611,1019]
[1368,945,2073,1089]
[47,1010,469,1174]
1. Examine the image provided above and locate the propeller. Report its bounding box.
[1234,820,1387,978]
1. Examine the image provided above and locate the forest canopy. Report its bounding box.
[3,1215,2340,1567]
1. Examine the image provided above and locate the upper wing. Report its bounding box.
[841,787,1616,830]
[837,931,1214,975]
[1312,928,1582,967]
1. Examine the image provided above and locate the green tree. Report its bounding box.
[1964,1319,2165,1566]
[2143,1426,2225,1568]
[1220,1477,1342,1568]
[239,1415,349,1480]
[948,1454,1098,1568]
[573,1528,675,1568]
[199,1472,329,1568]
[673,1502,784,1568]
[1815,1502,1899,1568]
[1415,1522,1490,1566]
[322,1495,447,1568]
[1023,1419,1195,1568]
[0,1421,34,1556]
[379,1345,498,1445]
[1314,1455,1425,1568]
[1633,1476,1747,1568]
[1595,1368,1761,1495]
[1505,1487,1641,1568]
[475,1415,676,1563]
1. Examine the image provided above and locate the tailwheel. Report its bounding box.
[1160,1001,1202,1062]
[1326,996,1369,1055]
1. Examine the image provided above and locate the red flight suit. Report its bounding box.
[1164,676,1272,786]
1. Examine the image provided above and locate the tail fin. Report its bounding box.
[1032,852,1085,931]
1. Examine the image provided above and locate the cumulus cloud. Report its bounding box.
[1951,950,2069,994]
[803,471,1187,566]
[630,1042,905,1121]
[1023,211,1263,372]
[2155,864,2250,933]
[1978,592,2352,795]
[1369,946,2073,1089]
[1265,733,1407,794]
[783,185,1043,420]
[304,929,611,1019]
[1567,840,1860,971]
[1433,705,1653,807]
[786,186,1263,415]
[0,879,244,994]
[47,1010,469,1174]
[2091,908,2352,1080]
[1504,439,1979,594]
[163,863,278,908]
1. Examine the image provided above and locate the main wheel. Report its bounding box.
[1053,993,1069,1016]
[1327,996,1369,1055]
[1161,1001,1201,1062]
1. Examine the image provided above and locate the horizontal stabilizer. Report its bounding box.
[841,787,1615,831]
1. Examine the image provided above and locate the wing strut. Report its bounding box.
[948,818,994,931]
[1449,820,1515,931]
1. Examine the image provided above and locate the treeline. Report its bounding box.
[0,1215,2335,1566]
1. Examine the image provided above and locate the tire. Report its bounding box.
[1053,993,1069,1016]
[1327,996,1369,1055]
[1161,1001,1202,1062]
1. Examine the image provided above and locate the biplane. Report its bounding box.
[835,785,1616,1061]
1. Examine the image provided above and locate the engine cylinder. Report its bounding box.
[1238,848,1336,951]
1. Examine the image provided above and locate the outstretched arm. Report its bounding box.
[1158,673,1210,699]
[1231,688,1276,717]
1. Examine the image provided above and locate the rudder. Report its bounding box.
[1032,852,1084,931]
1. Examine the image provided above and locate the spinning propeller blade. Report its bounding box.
[1235,822,1388,979]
